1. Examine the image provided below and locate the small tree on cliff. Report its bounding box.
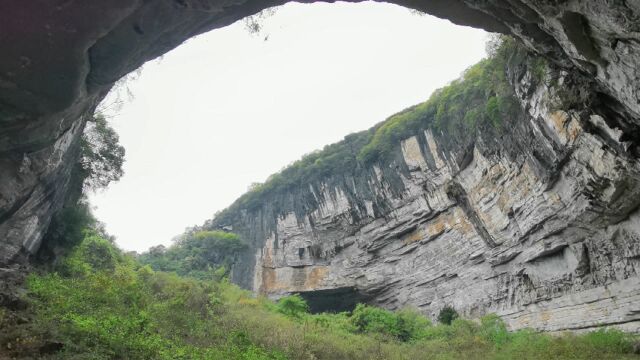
[39,114,125,259]
[437,306,459,325]
[78,114,126,191]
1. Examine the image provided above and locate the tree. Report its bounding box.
[437,305,459,325]
[276,294,308,318]
[138,231,248,280]
[39,114,124,259]
[79,114,125,191]
[243,7,278,38]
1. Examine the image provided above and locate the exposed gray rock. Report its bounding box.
[213,60,640,332]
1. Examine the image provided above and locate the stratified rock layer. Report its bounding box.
[213,60,640,332]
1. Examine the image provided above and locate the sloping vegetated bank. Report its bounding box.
[1,231,638,359]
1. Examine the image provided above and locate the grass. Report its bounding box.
[1,232,637,359]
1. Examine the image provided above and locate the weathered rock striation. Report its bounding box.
[210,54,640,332]
[1,0,640,332]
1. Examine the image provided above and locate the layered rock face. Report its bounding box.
[212,58,640,332]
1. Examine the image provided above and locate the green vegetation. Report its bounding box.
[78,114,126,192]
[139,230,248,280]
[275,294,309,319]
[3,231,637,359]
[21,231,285,360]
[357,35,521,164]
[39,114,125,260]
[437,306,459,325]
[350,304,431,342]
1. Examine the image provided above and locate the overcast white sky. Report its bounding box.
[90,1,489,252]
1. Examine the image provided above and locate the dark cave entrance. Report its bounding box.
[295,287,373,313]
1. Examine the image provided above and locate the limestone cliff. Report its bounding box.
[208,51,640,332]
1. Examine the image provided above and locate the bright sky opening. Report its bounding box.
[90,1,489,252]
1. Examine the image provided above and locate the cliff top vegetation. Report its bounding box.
[212,35,527,223]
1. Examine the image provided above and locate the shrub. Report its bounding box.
[25,232,285,360]
[350,304,431,342]
[480,314,509,347]
[139,230,248,280]
[276,294,309,319]
[351,303,399,336]
[437,305,459,325]
[394,307,432,341]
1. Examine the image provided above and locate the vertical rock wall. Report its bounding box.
[214,60,640,332]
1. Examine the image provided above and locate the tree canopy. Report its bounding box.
[79,114,126,191]
[139,230,248,280]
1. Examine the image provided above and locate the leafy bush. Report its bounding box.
[394,307,432,342]
[139,230,248,280]
[276,294,309,319]
[25,232,286,360]
[40,199,98,256]
[480,313,510,347]
[350,304,430,342]
[61,231,122,276]
[437,305,459,325]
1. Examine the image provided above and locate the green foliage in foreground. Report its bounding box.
[25,232,284,360]
[17,233,640,359]
[139,230,248,280]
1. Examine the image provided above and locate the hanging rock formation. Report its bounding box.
[1,0,640,332]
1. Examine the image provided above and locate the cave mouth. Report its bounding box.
[296,287,374,313]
